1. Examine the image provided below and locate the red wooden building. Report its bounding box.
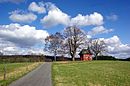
[79,48,92,61]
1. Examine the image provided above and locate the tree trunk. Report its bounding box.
[72,56,75,61]
[95,56,97,60]
[71,52,76,61]
[95,53,98,60]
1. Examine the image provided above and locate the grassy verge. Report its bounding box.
[0,62,42,86]
[52,61,130,86]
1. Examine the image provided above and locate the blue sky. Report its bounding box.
[0,0,130,43]
[0,0,130,58]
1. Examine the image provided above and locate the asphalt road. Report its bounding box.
[9,62,52,86]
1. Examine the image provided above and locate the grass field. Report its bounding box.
[0,62,42,86]
[52,61,130,86]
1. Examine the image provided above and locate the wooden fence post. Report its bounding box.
[3,63,6,80]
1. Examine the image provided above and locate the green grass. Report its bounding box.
[0,63,31,76]
[52,61,130,86]
[0,62,42,86]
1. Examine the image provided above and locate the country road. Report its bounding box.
[9,62,52,86]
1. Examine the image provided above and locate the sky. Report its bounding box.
[0,0,130,58]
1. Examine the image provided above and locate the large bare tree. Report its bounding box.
[63,26,86,61]
[44,32,63,61]
[90,39,106,60]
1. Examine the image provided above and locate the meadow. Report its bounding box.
[0,62,42,86]
[52,61,130,86]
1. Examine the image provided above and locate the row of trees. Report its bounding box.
[0,55,45,63]
[45,26,106,61]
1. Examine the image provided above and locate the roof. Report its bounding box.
[79,48,92,55]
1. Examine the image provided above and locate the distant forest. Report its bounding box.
[0,55,130,63]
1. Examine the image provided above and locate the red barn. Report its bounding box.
[79,48,92,61]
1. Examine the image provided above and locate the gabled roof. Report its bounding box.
[79,48,92,55]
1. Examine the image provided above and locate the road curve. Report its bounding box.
[9,62,52,86]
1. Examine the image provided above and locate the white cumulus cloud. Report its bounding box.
[40,2,104,28]
[0,23,49,47]
[100,36,130,58]
[104,36,121,46]
[88,26,113,36]
[70,12,103,27]
[9,10,37,23]
[28,2,46,14]
[40,4,70,27]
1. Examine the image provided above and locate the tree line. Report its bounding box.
[0,55,45,63]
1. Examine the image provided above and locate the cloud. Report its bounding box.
[0,23,49,47]
[9,10,37,23]
[0,45,44,55]
[0,38,21,55]
[70,12,103,27]
[8,2,104,27]
[0,38,45,55]
[0,0,24,4]
[100,36,130,58]
[88,26,113,36]
[2,46,19,55]
[106,14,118,21]
[104,36,121,46]
[28,2,46,14]
[0,38,16,50]
[40,3,70,27]
[40,2,104,28]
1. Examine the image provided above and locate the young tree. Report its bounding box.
[90,39,107,60]
[63,26,86,61]
[44,32,63,61]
